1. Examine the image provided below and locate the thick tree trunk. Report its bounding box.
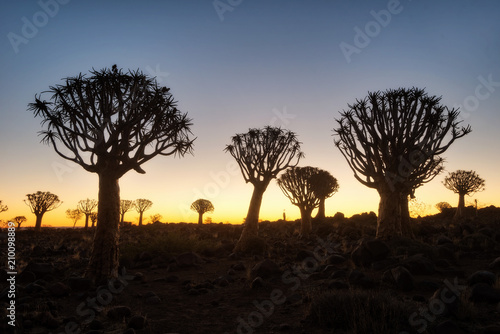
[198,212,203,225]
[86,172,120,284]
[138,212,144,226]
[376,189,402,238]
[84,214,89,229]
[234,183,266,253]
[34,214,43,232]
[400,194,414,238]
[454,193,466,219]
[120,213,125,224]
[300,207,313,237]
[315,198,326,220]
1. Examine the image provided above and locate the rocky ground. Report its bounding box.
[1,207,500,334]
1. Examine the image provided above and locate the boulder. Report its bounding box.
[390,266,415,291]
[250,259,281,279]
[467,271,496,286]
[351,239,390,267]
[175,252,205,268]
[107,306,132,320]
[469,283,500,303]
[401,254,435,275]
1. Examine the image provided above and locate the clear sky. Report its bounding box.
[1,0,499,227]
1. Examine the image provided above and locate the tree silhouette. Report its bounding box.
[90,212,98,228]
[120,200,134,224]
[134,199,152,226]
[77,198,98,229]
[443,170,485,219]
[149,213,163,224]
[24,191,62,231]
[225,126,303,252]
[334,87,470,238]
[190,199,214,225]
[11,216,27,228]
[66,209,83,228]
[277,166,322,236]
[29,65,194,283]
[0,201,7,213]
[435,201,452,213]
[309,169,339,220]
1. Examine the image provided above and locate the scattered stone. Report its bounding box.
[489,257,500,270]
[325,254,347,265]
[433,320,466,334]
[436,235,453,245]
[483,325,500,334]
[47,282,71,297]
[469,283,500,304]
[127,315,147,330]
[251,277,265,289]
[351,239,390,267]
[232,262,246,271]
[66,277,92,291]
[286,293,302,305]
[123,329,136,334]
[296,249,315,261]
[278,323,291,331]
[401,254,435,275]
[165,275,179,283]
[348,270,376,289]
[327,280,349,290]
[89,319,104,330]
[176,252,205,268]
[467,271,496,286]
[390,266,415,291]
[371,257,399,271]
[330,270,347,279]
[250,259,281,279]
[22,262,54,279]
[107,306,132,320]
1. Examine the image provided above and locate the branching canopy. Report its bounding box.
[277,166,322,211]
[443,170,485,196]
[24,191,62,216]
[78,198,98,215]
[225,126,304,185]
[134,199,153,213]
[120,200,134,215]
[28,65,195,178]
[190,199,214,214]
[309,169,339,200]
[0,200,7,213]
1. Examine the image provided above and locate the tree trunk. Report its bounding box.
[198,212,203,225]
[86,172,120,284]
[400,194,414,238]
[376,188,402,238]
[315,198,326,220]
[120,213,125,224]
[454,193,466,220]
[84,214,89,229]
[234,183,266,253]
[34,214,43,232]
[300,207,313,237]
[138,212,143,226]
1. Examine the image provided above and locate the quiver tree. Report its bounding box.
[435,201,452,213]
[120,200,134,224]
[190,199,214,225]
[225,126,303,252]
[334,87,471,238]
[134,199,152,226]
[66,209,83,228]
[0,201,7,213]
[277,166,322,236]
[24,191,62,231]
[90,212,98,228]
[29,65,194,283]
[78,198,98,229]
[443,170,485,219]
[11,216,27,228]
[309,169,339,220]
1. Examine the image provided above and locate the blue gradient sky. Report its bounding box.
[1,0,499,227]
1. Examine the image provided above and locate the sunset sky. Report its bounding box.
[1,0,499,227]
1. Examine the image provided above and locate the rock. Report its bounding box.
[469,283,500,303]
[348,270,376,289]
[433,320,466,334]
[165,275,179,283]
[89,319,104,330]
[123,329,136,334]
[401,254,435,275]
[489,257,500,270]
[47,282,71,297]
[18,270,36,284]
[21,262,54,280]
[25,282,45,294]
[467,271,497,286]
[286,293,302,305]
[66,277,92,291]
[436,235,454,245]
[330,270,347,279]
[232,262,246,271]
[250,259,281,279]
[327,280,349,290]
[325,254,347,265]
[127,315,147,330]
[430,287,460,317]
[107,306,132,320]
[351,239,390,267]
[146,295,162,304]
[390,266,415,291]
[175,252,205,268]
[39,311,60,329]
[296,249,315,261]
[483,326,500,334]
[251,277,265,289]
[278,323,291,331]
[371,257,399,271]
[435,246,456,263]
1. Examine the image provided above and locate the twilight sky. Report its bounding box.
[1,0,499,227]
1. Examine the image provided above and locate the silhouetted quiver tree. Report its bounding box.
[225,126,303,253]
[90,212,98,228]
[309,169,339,220]
[443,170,485,219]
[78,198,98,229]
[66,209,83,228]
[0,201,7,213]
[277,166,322,236]
[190,199,214,225]
[29,65,194,283]
[24,191,62,231]
[11,216,27,228]
[334,87,471,238]
[120,200,133,224]
[134,199,152,226]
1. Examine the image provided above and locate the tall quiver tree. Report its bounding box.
[134,199,153,226]
[29,65,194,283]
[190,199,214,225]
[119,200,134,224]
[334,88,471,238]
[443,170,485,219]
[24,191,62,231]
[0,201,7,213]
[225,126,303,252]
[78,198,98,229]
[309,170,339,220]
[277,166,322,236]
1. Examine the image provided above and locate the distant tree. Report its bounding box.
[77,198,98,229]
[29,65,194,282]
[225,126,303,253]
[277,166,322,236]
[134,199,153,226]
[66,209,83,228]
[190,199,214,225]
[204,216,213,224]
[408,197,427,218]
[11,216,27,228]
[120,200,134,224]
[309,169,339,220]
[149,213,163,224]
[334,87,470,238]
[0,200,7,213]
[435,201,452,213]
[443,170,485,219]
[90,212,98,228]
[24,191,62,231]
